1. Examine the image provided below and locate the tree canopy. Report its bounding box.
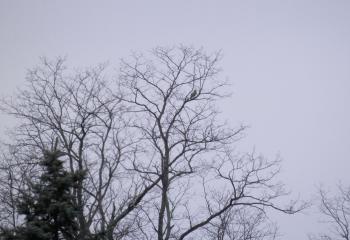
[0,46,305,240]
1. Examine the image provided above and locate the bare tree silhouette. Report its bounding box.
[0,46,305,240]
[310,185,350,240]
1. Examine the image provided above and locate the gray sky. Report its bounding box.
[1,1,349,239]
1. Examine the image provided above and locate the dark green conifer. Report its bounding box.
[1,145,84,240]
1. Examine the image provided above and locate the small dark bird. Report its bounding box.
[190,90,197,99]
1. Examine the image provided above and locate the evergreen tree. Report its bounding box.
[1,147,84,240]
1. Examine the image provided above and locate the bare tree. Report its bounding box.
[0,144,35,231]
[310,185,350,240]
[118,46,304,240]
[0,153,18,230]
[0,58,153,240]
[203,206,277,240]
[0,46,304,240]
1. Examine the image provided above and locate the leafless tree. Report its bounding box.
[310,185,350,240]
[0,46,304,240]
[0,152,18,230]
[118,46,304,240]
[0,143,36,231]
[0,58,152,240]
[203,206,277,240]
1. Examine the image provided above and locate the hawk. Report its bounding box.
[190,90,197,99]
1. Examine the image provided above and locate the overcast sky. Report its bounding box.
[1,1,349,239]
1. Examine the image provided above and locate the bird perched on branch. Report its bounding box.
[189,90,197,100]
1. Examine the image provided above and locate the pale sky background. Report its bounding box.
[0,1,349,239]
